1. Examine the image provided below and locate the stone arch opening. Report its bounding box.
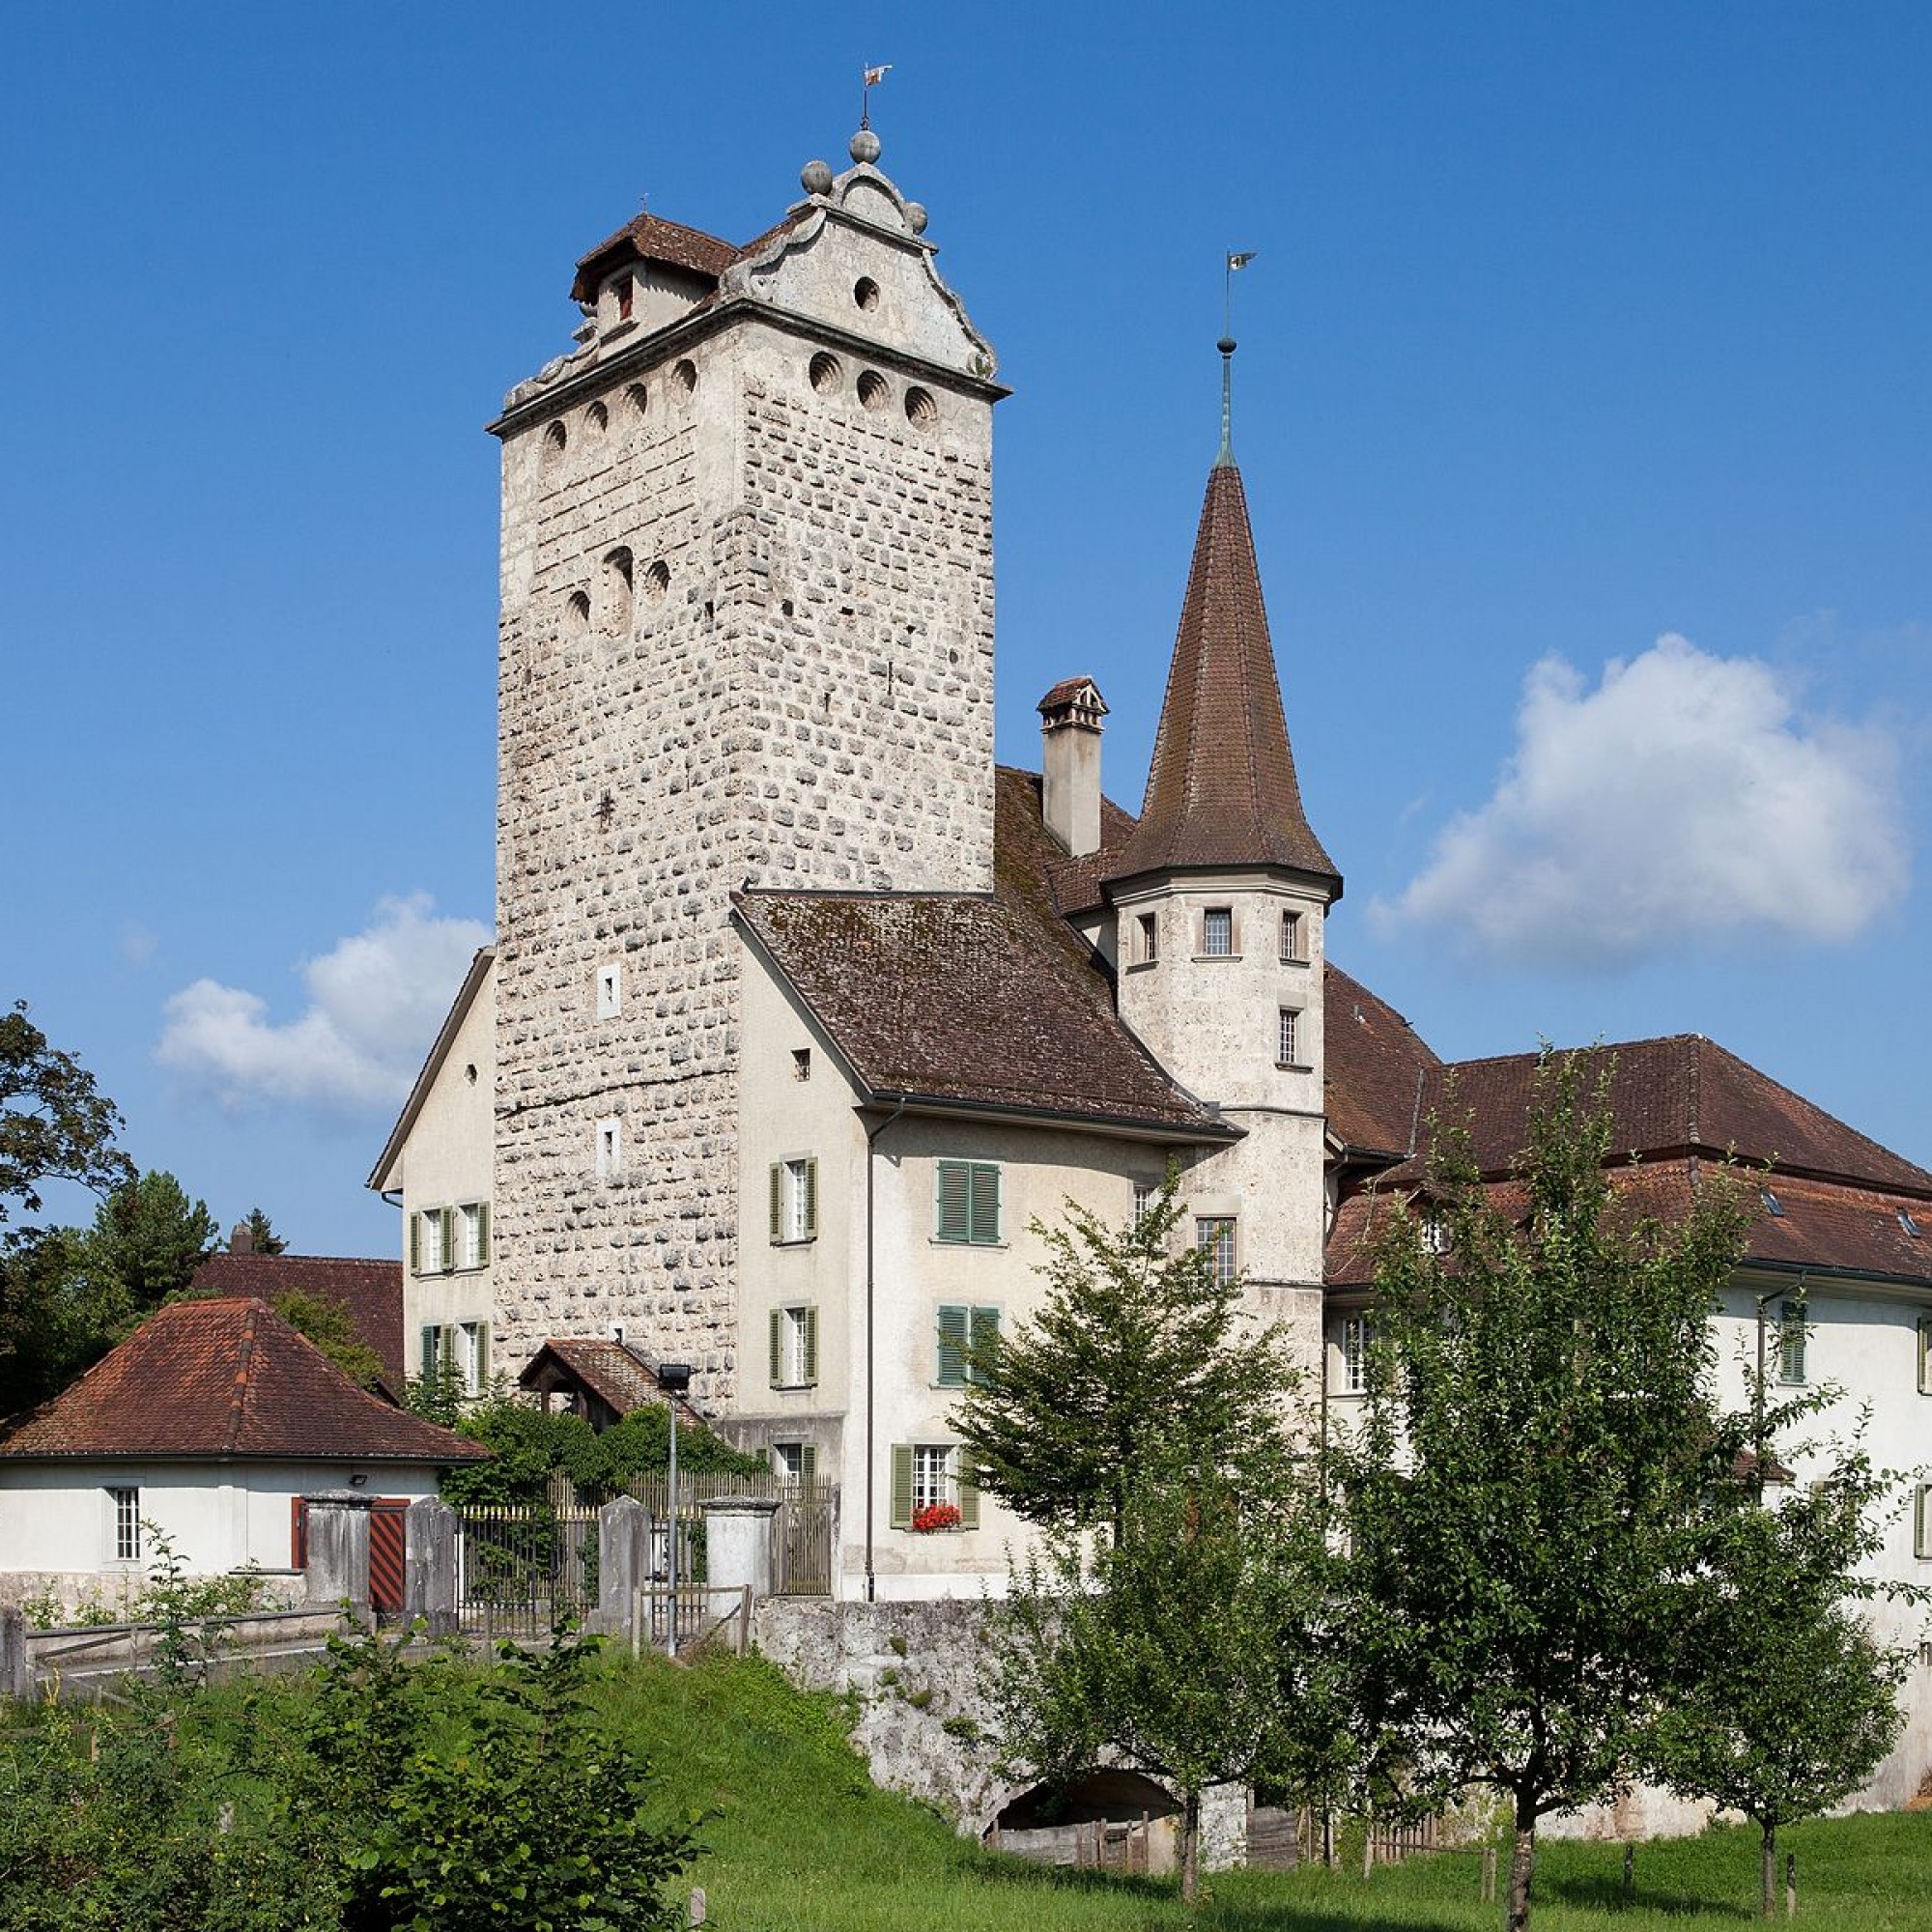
[988,1770,1180,1875]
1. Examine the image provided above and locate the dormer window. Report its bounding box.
[1762,1186,1784,1218]
[1900,1208,1921,1238]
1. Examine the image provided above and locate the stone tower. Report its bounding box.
[1104,388,1341,1357]
[487,133,1002,1392]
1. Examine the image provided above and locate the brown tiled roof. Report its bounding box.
[0,1298,490,1464]
[1324,965,1442,1159]
[1037,676,1107,717]
[1106,465,1340,891]
[1379,1038,1932,1196]
[188,1253,405,1394]
[570,212,741,303]
[736,769,1231,1139]
[520,1340,668,1419]
[1326,1158,1932,1293]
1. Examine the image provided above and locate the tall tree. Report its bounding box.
[995,1459,1328,1901]
[1655,1436,1914,1917]
[1333,1052,1754,1932]
[0,1002,131,1224]
[0,1006,132,1413]
[85,1169,218,1316]
[952,1167,1297,1541]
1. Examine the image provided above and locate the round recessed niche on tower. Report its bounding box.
[903,386,937,430]
[671,359,697,399]
[853,276,881,313]
[809,352,842,395]
[857,370,890,412]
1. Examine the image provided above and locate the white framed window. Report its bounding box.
[1132,1179,1159,1225]
[1421,1211,1450,1255]
[412,1206,452,1276]
[1777,1299,1806,1384]
[596,962,622,1019]
[1277,1008,1301,1066]
[108,1486,141,1565]
[1136,912,1159,964]
[595,1116,621,1178]
[456,1202,490,1270]
[792,1048,812,1082]
[1280,909,1304,962]
[1340,1315,1371,1394]
[1202,907,1234,957]
[768,1303,818,1389]
[458,1321,490,1395]
[891,1443,980,1530]
[773,1440,818,1486]
[769,1157,818,1245]
[935,1160,1001,1245]
[1196,1216,1237,1287]
[936,1305,1000,1387]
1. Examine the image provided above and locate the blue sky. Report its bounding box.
[4,3,1927,1257]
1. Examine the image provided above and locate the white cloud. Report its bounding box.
[157,895,492,1111]
[1376,635,1910,968]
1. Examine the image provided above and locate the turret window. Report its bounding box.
[1277,1008,1303,1067]
[1196,1216,1236,1286]
[1280,910,1304,962]
[1136,913,1158,964]
[1202,908,1234,957]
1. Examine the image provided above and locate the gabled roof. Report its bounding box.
[368,947,495,1193]
[736,769,1233,1141]
[0,1297,490,1464]
[570,212,742,302]
[188,1252,406,1396]
[1381,1037,1932,1196]
[1106,465,1340,892]
[520,1340,671,1420]
[1325,1037,1932,1290]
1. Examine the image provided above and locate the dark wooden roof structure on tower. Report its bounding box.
[1105,465,1340,892]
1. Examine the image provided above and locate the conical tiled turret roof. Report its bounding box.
[1106,464,1340,892]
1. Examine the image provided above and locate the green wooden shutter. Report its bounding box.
[410,1212,422,1274]
[891,1445,914,1528]
[769,1307,783,1386]
[419,1323,438,1374]
[475,1321,490,1385]
[799,1441,817,1483]
[936,1306,969,1386]
[935,1161,970,1242]
[1779,1301,1806,1382]
[803,1158,818,1239]
[1918,1484,1932,1560]
[802,1304,819,1386]
[476,1204,490,1266]
[769,1164,783,1243]
[969,1306,1000,1384]
[956,1452,980,1530]
[440,1208,456,1274]
[968,1164,1001,1244]
[1918,1318,1931,1395]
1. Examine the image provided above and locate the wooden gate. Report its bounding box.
[772,1479,833,1595]
[369,1500,409,1614]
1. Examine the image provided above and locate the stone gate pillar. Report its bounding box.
[302,1493,373,1616]
[404,1496,459,1634]
[703,1496,780,1603]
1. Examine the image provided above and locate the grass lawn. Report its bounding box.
[605,1649,1932,1932]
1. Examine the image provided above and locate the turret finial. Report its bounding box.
[1219,251,1257,468]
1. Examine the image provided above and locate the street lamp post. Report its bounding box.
[657,1363,693,1657]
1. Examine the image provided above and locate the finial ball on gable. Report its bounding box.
[801,158,835,196]
[850,128,881,165]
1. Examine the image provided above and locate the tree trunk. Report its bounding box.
[1505,1799,1537,1932]
[1761,1820,1776,1920]
[1362,1800,1375,1879]
[1181,1789,1201,1903]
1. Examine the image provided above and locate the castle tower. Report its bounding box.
[486,133,1003,1391]
[1104,359,1340,1345]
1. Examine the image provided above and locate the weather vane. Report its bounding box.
[860,63,893,130]
[1219,251,1257,465]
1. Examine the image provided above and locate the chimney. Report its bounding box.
[229,1221,253,1256]
[1037,677,1108,857]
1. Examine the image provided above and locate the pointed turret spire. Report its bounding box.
[1105,458,1340,891]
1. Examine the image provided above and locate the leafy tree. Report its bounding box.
[266,1286,385,1391]
[0,1224,120,1415]
[438,1389,764,1507]
[953,1165,1297,1541]
[1654,1434,1914,1917]
[1333,1051,1755,1932]
[0,1001,131,1224]
[995,1459,1328,1901]
[235,1206,287,1255]
[85,1169,218,1317]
